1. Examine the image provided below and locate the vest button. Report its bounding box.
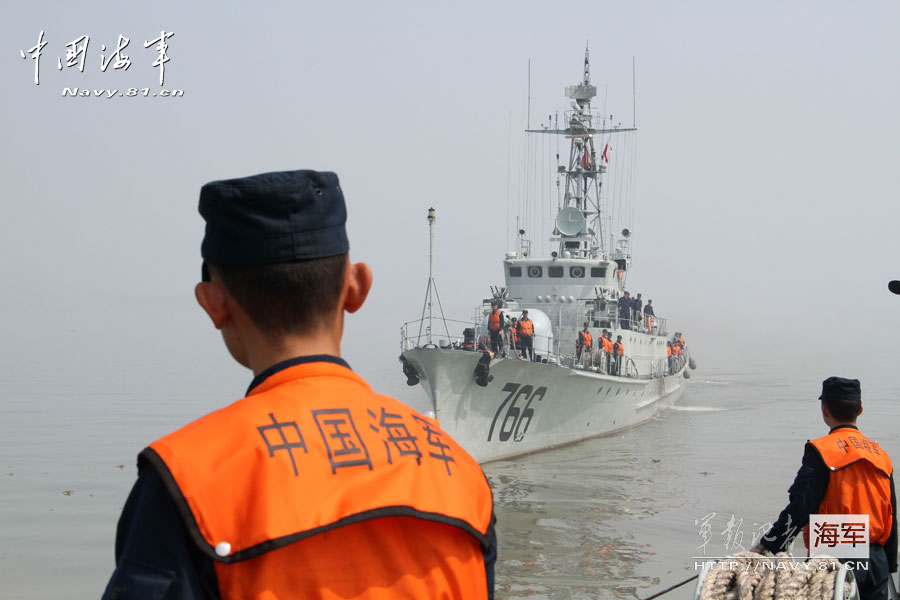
[215,542,231,557]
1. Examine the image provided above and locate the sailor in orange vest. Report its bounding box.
[102,170,497,600]
[487,302,505,356]
[751,377,896,600]
[666,341,673,373]
[576,322,593,366]
[601,330,613,373]
[612,335,624,375]
[516,310,535,361]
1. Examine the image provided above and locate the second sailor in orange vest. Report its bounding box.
[751,377,896,600]
[103,170,497,600]
[612,335,624,376]
[487,303,505,357]
[576,322,592,365]
[517,310,535,362]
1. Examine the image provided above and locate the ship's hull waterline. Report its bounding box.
[403,347,686,463]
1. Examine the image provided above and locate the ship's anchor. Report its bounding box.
[473,352,494,387]
[398,355,420,386]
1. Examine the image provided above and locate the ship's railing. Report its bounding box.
[552,338,628,376]
[400,317,482,352]
[554,336,676,379]
[575,298,668,337]
[402,317,563,365]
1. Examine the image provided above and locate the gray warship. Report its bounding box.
[400,47,692,463]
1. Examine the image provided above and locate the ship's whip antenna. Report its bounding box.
[632,56,637,128]
[527,58,531,130]
[416,208,451,346]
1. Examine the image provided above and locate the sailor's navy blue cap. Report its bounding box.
[199,170,348,265]
[819,376,861,406]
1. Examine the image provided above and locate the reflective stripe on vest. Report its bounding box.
[488,311,501,332]
[801,429,893,548]
[145,361,494,597]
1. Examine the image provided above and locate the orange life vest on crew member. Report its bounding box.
[678,336,685,345]
[602,337,613,353]
[578,331,592,349]
[510,327,518,344]
[518,318,533,337]
[488,310,502,332]
[614,342,624,356]
[801,428,894,550]
[673,344,681,356]
[667,345,672,357]
[145,361,495,599]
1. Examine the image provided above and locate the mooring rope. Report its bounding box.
[698,552,851,600]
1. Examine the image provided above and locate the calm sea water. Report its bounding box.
[2,310,898,600]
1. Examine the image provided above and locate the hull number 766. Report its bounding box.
[487,383,548,442]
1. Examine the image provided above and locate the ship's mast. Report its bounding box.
[416,207,451,345]
[526,44,636,262]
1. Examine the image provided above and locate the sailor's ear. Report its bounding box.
[195,281,232,329]
[343,261,373,314]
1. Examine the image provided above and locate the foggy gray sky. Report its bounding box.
[3,1,899,406]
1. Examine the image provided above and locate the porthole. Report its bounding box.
[570,266,585,278]
[528,266,542,278]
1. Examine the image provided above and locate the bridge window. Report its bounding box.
[509,266,522,277]
[527,266,542,278]
[548,266,564,278]
[590,267,607,278]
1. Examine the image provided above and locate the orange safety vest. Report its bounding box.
[518,319,533,337]
[578,331,592,349]
[602,337,613,353]
[145,361,494,599]
[667,346,672,357]
[613,342,624,356]
[678,336,685,345]
[673,345,681,356]
[801,428,893,549]
[488,311,502,332]
[510,327,518,343]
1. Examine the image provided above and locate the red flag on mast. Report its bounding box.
[602,143,611,163]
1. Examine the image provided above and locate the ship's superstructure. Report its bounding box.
[400,48,692,463]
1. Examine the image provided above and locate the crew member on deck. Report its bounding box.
[601,330,613,373]
[576,322,592,366]
[612,335,624,375]
[751,377,896,600]
[508,317,520,358]
[517,310,535,362]
[102,170,497,600]
[487,302,505,356]
[618,292,632,330]
[643,299,655,333]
